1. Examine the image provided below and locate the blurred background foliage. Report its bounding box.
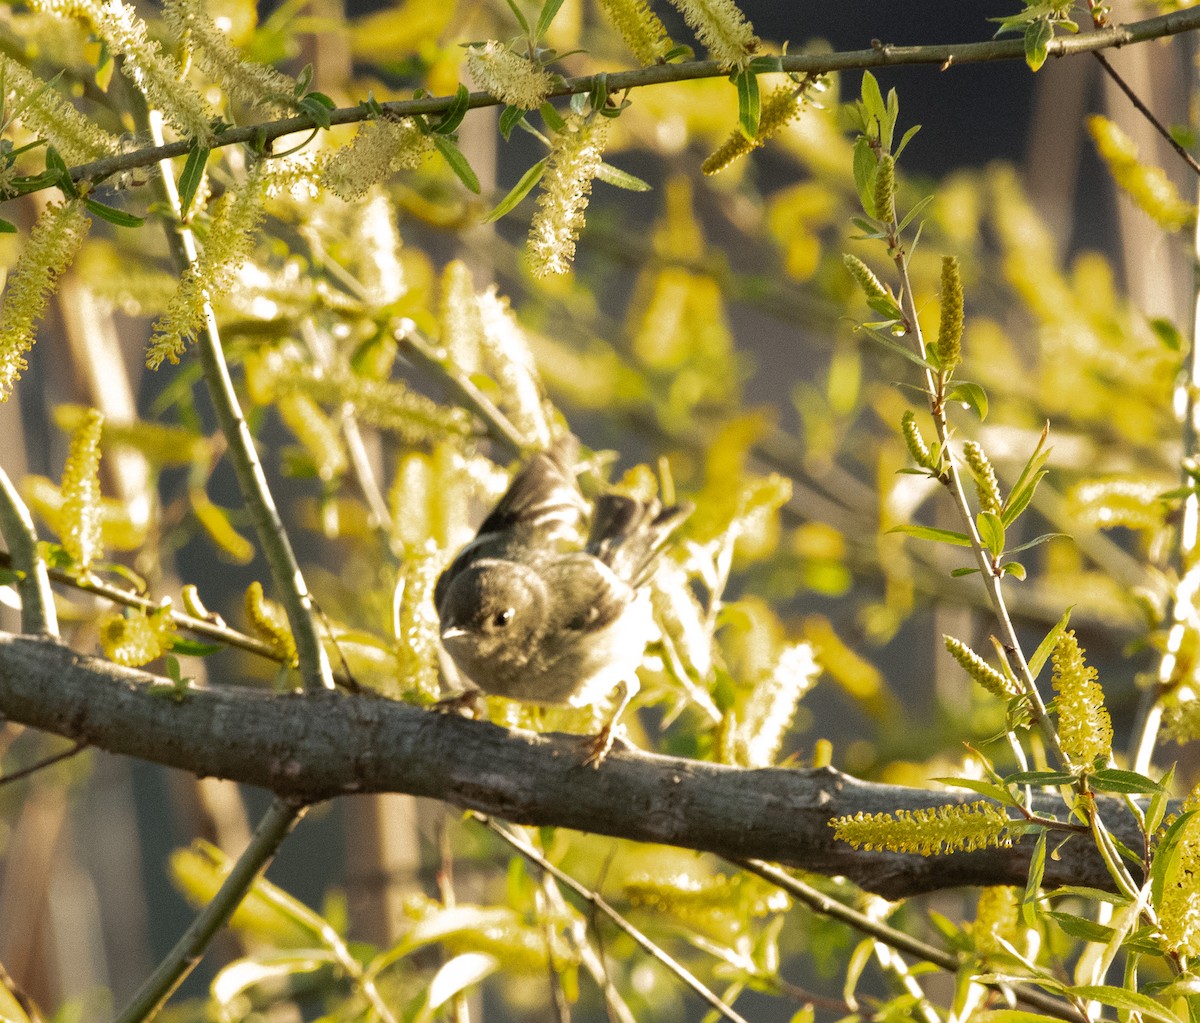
[0,0,1198,1018]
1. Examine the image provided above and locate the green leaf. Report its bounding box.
[1021,830,1047,928]
[498,104,525,141]
[0,218,16,233]
[1146,764,1175,836]
[83,197,144,228]
[1046,885,1132,905]
[298,93,333,129]
[1149,316,1182,352]
[661,44,694,62]
[1001,561,1026,579]
[594,162,650,191]
[533,0,565,41]
[857,324,934,371]
[1088,768,1162,795]
[434,84,471,135]
[170,637,224,657]
[950,566,980,577]
[859,70,885,126]
[483,158,547,222]
[1150,809,1197,911]
[945,380,989,421]
[1004,769,1077,787]
[748,54,783,74]
[1027,606,1072,682]
[970,1013,1071,1023]
[1024,18,1054,72]
[540,101,566,133]
[887,523,973,547]
[1068,986,1183,1023]
[1046,911,1116,944]
[428,952,499,1011]
[895,193,935,234]
[45,145,77,197]
[894,123,921,160]
[177,144,210,219]
[852,136,877,217]
[432,135,481,193]
[930,777,1017,805]
[1005,533,1066,556]
[976,510,1005,557]
[504,0,530,34]
[736,68,760,139]
[1001,426,1051,527]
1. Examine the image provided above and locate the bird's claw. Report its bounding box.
[434,690,484,718]
[582,723,631,768]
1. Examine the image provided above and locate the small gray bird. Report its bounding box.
[435,438,690,765]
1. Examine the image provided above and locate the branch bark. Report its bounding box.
[0,633,1154,900]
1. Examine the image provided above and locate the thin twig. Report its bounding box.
[146,112,333,692]
[396,324,528,458]
[0,466,57,636]
[112,796,307,1023]
[732,858,1088,1023]
[40,8,1200,196]
[1091,51,1200,177]
[0,739,86,788]
[471,813,753,1023]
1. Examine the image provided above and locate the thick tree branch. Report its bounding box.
[0,633,1154,900]
[55,7,1200,193]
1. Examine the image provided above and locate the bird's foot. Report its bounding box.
[434,690,484,718]
[581,723,632,768]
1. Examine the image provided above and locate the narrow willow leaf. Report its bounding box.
[1005,533,1067,556]
[852,136,876,216]
[433,135,481,193]
[504,0,530,33]
[83,198,144,228]
[1020,830,1047,928]
[895,193,935,234]
[539,101,566,132]
[976,510,1005,557]
[1024,18,1054,72]
[0,219,15,233]
[930,777,1017,805]
[534,0,566,40]
[894,123,922,160]
[946,380,989,421]
[1046,911,1116,944]
[594,162,651,191]
[1004,770,1077,786]
[428,952,499,1010]
[1146,764,1175,836]
[1002,425,1052,526]
[1149,810,1197,910]
[483,158,547,222]
[434,84,471,135]
[177,144,210,219]
[887,523,973,547]
[171,637,223,656]
[858,325,934,370]
[499,104,525,140]
[1027,606,1072,681]
[1088,768,1162,795]
[736,68,760,138]
[1068,986,1183,1023]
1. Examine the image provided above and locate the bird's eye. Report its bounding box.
[492,607,514,628]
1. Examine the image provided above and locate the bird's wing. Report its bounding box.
[476,439,587,539]
[587,494,692,588]
[543,553,633,633]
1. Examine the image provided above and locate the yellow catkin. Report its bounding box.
[100,607,177,667]
[528,114,608,277]
[667,0,758,67]
[61,407,105,569]
[1087,115,1195,233]
[596,0,673,64]
[1160,814,1200,957]
[843,253,887,301]
[945,635,1019,699]
[0,200,91,398]
[465,41,554,109]
[901,410,935,471]
[702,84,808,176]
[1051,630,1112,769]
[962,440,1001,514]
[936,255,963,371]
[873,153,895,222]
[244,580,297,666]
[832,801,1012,856]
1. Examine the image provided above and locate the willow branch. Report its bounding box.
[0,467,57,636]
[146,114,334,692]
[475,814,751,1023]
[0,633,1161,901]
[44,7,1200,194]
[112,797,306,1023]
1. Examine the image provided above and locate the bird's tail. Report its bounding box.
[476,435,587,537]
[587,494,692,588]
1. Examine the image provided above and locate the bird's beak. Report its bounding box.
[441,626,468,642]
